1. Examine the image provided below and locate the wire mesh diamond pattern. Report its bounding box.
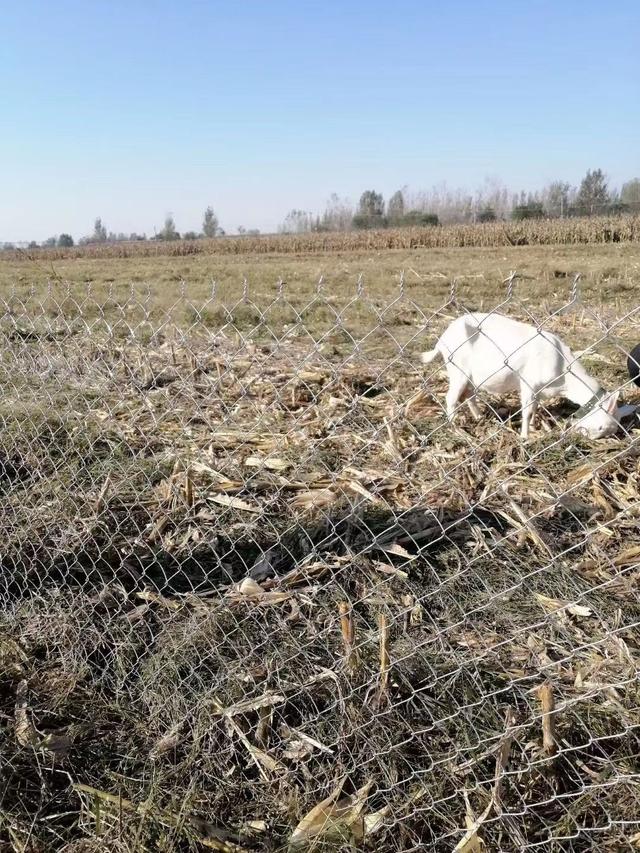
[0,277,638,852]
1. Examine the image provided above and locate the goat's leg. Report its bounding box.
[520,385,538,439]
[457,382,482,422]
[466,394,482,421]
[445,375,468,423]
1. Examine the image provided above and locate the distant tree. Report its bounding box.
[352,190,386,229]
[92,217,107,242]
[358,190,384,218]
[129,232,146,241]
[575,169,610,216]
[238,226,246,235]
[352,213,376,230]
[183,231,200,241]
[477,208,497,223]
[43,236,57,247]
[608,202,630,214]
[279,210,313,234]
[202,206,219,238]
[28,240,39,249]
[57,233,74,247]
[621,178,640,207]
[321,194,353,231]
[401,210,439,227]
[158,214,180,241]
[474,177,511,221]
[512,202,545,221]
[387,190,405,223]
[247,228,260,236]
[543,181,573,217]
[407,183,472,223]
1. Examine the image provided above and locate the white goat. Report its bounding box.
[419,312,620,439]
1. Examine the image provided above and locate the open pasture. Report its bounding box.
[0,244,639,851]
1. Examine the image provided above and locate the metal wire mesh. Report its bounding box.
[0,277,639,852]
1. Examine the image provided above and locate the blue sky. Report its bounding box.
[1,0,638,240]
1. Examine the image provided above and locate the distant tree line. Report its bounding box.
[6,206,237,250]
[277,171,640,234]
[3,172,640,249]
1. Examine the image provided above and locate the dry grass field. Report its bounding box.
[0,241,639,851]
[2,240,640,329]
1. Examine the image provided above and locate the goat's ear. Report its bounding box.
[605,390,620,414]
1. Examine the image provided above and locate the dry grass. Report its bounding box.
[0,251,639,851]
[1,242,640,339]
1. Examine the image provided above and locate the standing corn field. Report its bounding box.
[4,214,640,261]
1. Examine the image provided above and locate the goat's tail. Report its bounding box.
[419,347,441,366]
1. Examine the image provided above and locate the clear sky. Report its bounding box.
[1,0,638,241]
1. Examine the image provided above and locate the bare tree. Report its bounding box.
[542,181,574,217]
[278,210,313,234]
[407,182,474,223]
[321,194,353,231]
[474,178,511,220]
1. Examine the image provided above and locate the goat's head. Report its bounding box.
[572,390,621,439]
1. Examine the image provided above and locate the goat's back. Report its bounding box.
[437,313,571,394]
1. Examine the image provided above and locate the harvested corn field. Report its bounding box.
[0,274,639,852]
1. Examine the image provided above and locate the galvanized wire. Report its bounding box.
[0,277,638,852]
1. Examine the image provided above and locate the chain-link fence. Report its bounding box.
[0,277,639,852]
